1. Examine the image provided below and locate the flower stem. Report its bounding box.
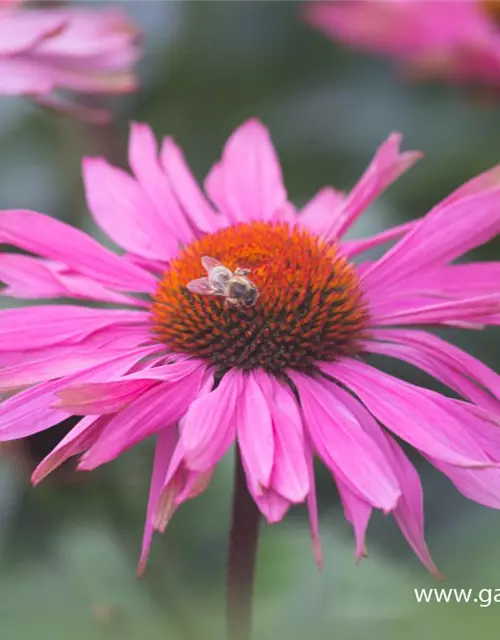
[226,447,261,640]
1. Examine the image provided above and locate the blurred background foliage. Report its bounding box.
[1,1,500,639]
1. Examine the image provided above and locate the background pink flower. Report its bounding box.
[1,120,500,580]
[305,0,500,86]
[0,1,140,120]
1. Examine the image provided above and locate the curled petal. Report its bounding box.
[322,133,421,241]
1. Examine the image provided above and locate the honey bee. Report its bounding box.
[187,256,259,308]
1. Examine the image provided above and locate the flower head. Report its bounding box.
[1,119,500,576]
[0,1,140,120]
[305,0,500,87]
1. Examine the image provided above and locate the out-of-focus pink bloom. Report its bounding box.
[1,119,500,577]
[305,0,500,87]
[0,1,140,121]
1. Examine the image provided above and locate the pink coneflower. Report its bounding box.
[305,0,500,87]
[0,1,140,120]
[1,119,500,579]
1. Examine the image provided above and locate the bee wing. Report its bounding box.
[201,256,224,274]
[186,277,215,295]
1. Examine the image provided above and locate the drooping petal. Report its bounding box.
[137,428,177,576]
[365,329,500,412]
[0,378,68,442]
[336,480,371,561]
[430,459,500,510]
[269,379,309,503]
[203,119,288,224]
[321,133,422,241]
[181,370,240,472]
[153,441,213,533]
[291,372,401,511]
[326,359,494,468]
[79,367,205,470]
[305,442,322,570]
[250,485,291,524]
[31,414,110,485]
[115,358,206,383]
[388,436,441,578]
[0,350,151,441]
[55,378,155,415]
[237,371,274,495]
[235,376,307,524]
[128,122,194,245]
[56,358,203,414]
[0,209,155,291]
[82,157,178,261]
[429,396,500,462]
[369,340,499,412]
[328,383,439,576]
[152,441,185,532]
[174,463,213,507]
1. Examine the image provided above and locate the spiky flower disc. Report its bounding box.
[152,222,367,372]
